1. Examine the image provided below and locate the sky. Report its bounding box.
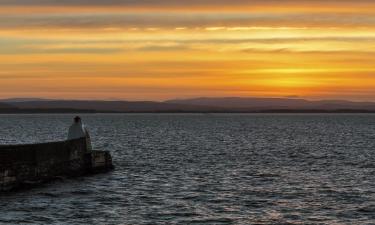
[1,0,375,101]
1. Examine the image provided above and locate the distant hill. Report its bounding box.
[1,97,375,113]
[4,100,221,113]
[166,97,375,111]
[0,98,52,103]
[0,102,17,109]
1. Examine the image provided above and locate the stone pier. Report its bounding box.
[0,138,114,192]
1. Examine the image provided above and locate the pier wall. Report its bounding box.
[0,138,113,191]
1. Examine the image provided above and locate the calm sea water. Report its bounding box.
[1,114,375,224]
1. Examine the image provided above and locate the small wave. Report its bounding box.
[358,205,375,213]
[38,192,61,198]
[69,190,93,195]
[181,217,234,224]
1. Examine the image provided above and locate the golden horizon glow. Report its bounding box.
[1,0,375,101]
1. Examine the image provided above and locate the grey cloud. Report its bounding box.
[137,45,189,52]
[0,0,374,7]
[3,33,375,55]
[1,12,375,29]
[3,36,375,47]
[0,44,123,54]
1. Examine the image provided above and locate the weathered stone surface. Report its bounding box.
[0,138,114,192]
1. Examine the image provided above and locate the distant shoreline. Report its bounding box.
[1,109,375,114]
[2,97,375,114]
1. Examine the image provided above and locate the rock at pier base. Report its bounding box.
[86,150,115,173]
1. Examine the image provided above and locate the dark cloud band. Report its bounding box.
[1,12,374,29]
[1,0,374,7]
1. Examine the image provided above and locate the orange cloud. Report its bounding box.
[0,1,375,101]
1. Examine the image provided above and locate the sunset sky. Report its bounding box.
[1,0,375,101]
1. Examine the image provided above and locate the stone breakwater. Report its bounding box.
[0,138,113,192]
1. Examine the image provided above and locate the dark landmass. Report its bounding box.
[166,97,375,111]
[0,102,17,109]
[0,108,99,114]
[1,97,375,113]
[4,100,221,113]
[0,98,53,103]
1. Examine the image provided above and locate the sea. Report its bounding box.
[1,114,375,225]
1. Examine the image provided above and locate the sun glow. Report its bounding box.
[1,1,375,100]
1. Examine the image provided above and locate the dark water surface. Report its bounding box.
[1,114,375,224]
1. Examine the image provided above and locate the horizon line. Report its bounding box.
[1,96,375,103]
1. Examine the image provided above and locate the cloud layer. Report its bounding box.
[1,0,374,6]
[0,0,375,100]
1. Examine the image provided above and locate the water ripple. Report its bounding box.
[1,114,375,224]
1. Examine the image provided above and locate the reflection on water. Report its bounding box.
[1,114,375,224]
